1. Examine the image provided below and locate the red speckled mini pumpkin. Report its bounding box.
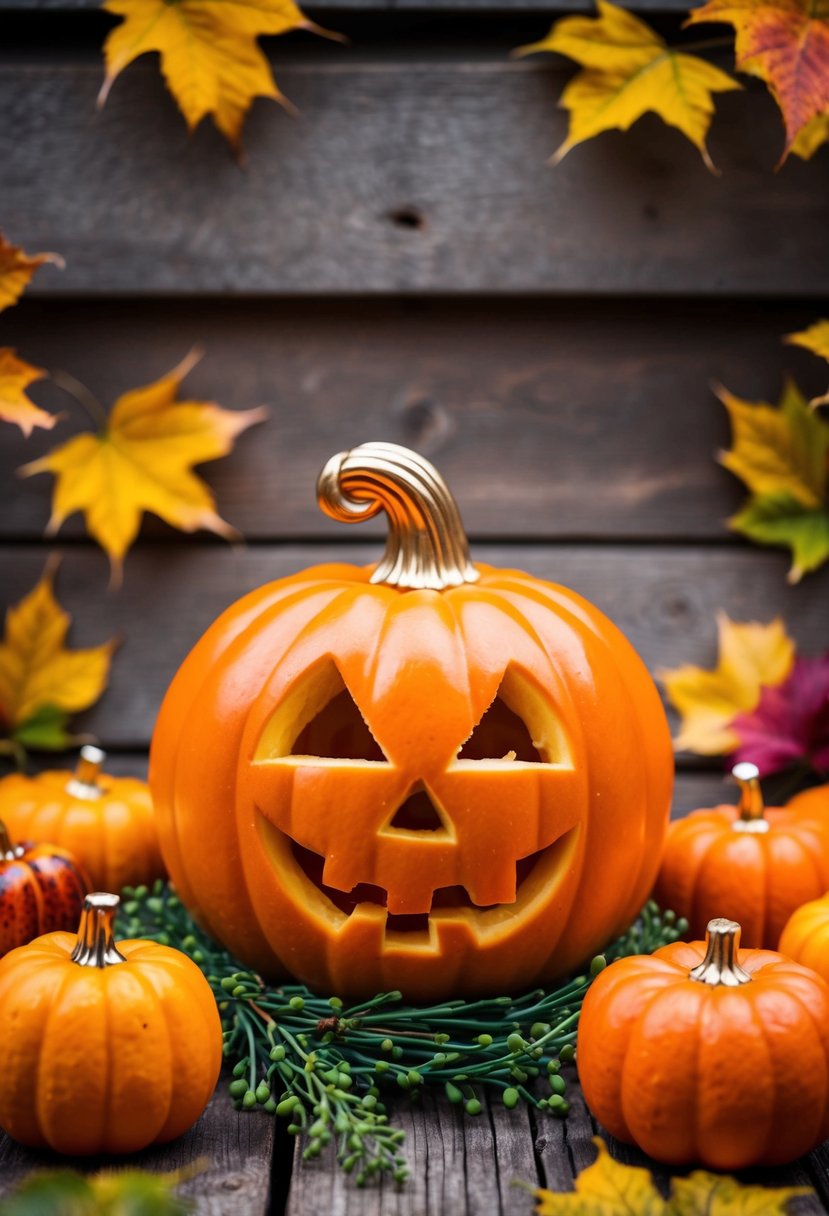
[0,747,164,891]
[653,763,829,948]
[150,442,673,1000]
[0,819,90,957]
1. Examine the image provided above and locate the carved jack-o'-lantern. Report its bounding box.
[150,443,672,999]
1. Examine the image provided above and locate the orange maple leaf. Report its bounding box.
[19,351,267,585]
[0,349,57,437]
[0,233,64,312]
[687,0,829,159]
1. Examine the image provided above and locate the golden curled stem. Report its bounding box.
[317,442,479,592]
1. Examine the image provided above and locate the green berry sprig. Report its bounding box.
[117,884,686,1185]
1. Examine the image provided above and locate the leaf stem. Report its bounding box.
[52,370,109,431]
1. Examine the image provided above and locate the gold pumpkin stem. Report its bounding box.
[316,442,480,592]
[66,744,106,801]
[689,918,752,987]
[0,819,15,860]
[71,893,127,969]
[732,761,768,834]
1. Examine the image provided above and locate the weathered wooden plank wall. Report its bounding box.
[3,49,829,295]
[2,0,829,1210]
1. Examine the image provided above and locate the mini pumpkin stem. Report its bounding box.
[71,892,127,969]
[66,745,106,800]
[732,761,768,833]
[0,819,15,860]
[317,442,479,592]
[689,918,752,987]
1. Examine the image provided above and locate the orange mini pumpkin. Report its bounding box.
[0,747,164,891]
[0,819,90,956]
[0,892,222,1155]
[788,782,829,817]
[653,762,829,948]
[780,893,829,984]
[150,442,673,1000]
[578,918,829,1169]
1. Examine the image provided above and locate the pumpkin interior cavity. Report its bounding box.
[454,666,570,767]
[387,784,446,832]
[288,835,564,930]
[291,688,385,761]
[457,698,541,762]
[256,659,385,761]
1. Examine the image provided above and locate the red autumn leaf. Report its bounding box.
[686,0,829,160]
[730,654,829,778]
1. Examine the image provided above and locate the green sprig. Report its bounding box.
[117,884,686,1184]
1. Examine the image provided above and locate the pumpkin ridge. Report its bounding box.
[754,971,829,1160]
[740,987,778,1165]
[275,584,392,759]
[208,581,359,954]
[483,578,665,940]
[622,979,697,1155]
[126,963,175,1147]
[157,574,352,923]
[34,962,89,1149]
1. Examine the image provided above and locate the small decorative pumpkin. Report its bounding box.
[0,819,90,957]
[578,917,829,1169]
[0,746,164,891]
[0,892,222,1155]
[779,893,829,984]
[150,442,673,1000]
[653,762,829,948]
[788,782,829,817]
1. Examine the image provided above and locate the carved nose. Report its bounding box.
[388,784,446,832]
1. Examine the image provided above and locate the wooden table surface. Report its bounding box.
[3,1070,829,1214]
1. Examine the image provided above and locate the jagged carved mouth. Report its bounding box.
[288,835,571,933]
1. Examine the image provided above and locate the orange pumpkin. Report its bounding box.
[653,762,829,948]
[150,442,673,1000]
[780,892,829,984]
[788,782,829,817]
[0,819,90,956]
[0,747,164,891]
[0,892,222,1155]
[578,918,829,1168]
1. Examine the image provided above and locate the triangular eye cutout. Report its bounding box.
[291,683,385,761]
[458,693,542,762]
[388,783,446,832]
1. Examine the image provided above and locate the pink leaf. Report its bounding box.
[730,654,829,778]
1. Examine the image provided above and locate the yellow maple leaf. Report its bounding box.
[528,1138,667,1214]
[98,0,339,156]
[515,0,740,171]
[524,1137,812,1214]
[686,0,829,160]
[659,613,795,754]
[785,319,829,406]
[790,112,829,160]
[0,563,114,750]
[0,349,57,437]
[0,233,64,313]
[717,379,828,507]
[670,1170,811,1214]
[19,351,267,585]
